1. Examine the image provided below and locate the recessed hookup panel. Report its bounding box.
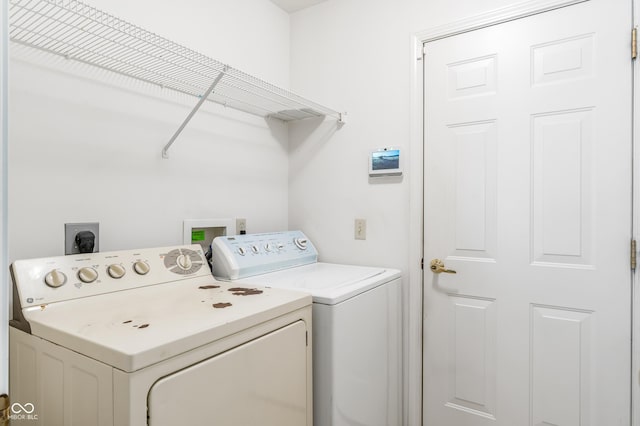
[183,219,235,252]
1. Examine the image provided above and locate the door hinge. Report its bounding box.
[0,394,9,425]
[421,258,424,270]
[632,27,637,60]
[632,239,637,271]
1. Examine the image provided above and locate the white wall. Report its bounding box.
[8,0,291,262]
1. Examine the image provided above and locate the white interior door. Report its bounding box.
[423,1,632,425]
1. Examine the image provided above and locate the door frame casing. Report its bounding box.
[407,1,636,425]
[632,0,639,424]
[1,0,9,397]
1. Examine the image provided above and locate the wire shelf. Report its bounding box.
[9,0,345,154]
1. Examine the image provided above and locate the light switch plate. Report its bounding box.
[355,218,366,240]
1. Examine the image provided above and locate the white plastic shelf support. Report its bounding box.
[9,0,346,157]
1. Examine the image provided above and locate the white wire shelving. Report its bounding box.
[8,0,346,157]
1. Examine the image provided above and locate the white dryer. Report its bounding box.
[211,231,402,426]
[9,244,312,426]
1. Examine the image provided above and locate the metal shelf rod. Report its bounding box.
[162,65,229,159]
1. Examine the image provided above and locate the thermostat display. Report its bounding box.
[369,147,402,177]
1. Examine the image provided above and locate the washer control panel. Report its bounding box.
[12,245,209,308]
[211,230,318,280]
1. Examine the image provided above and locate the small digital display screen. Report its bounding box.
[191,230,205,242]
[372,149,400,170]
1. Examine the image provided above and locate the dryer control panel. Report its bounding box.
[11,245,209,309]
[211,231,318,280]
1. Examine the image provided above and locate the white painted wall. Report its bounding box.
[8,0,291,262]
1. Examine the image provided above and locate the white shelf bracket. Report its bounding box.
[162,65,229,159]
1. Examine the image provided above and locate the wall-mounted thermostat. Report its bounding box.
[369,147,402,177]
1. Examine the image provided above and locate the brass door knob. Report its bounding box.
[430,259,457,274]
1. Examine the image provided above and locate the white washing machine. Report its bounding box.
[211,231,402,426]
[9,244,312,426]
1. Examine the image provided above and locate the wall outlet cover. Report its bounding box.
[236,218,247,234]
[65,222,99,255]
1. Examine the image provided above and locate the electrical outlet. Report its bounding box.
[355,218,366,240]
[236,218,247,235]
[65,222,99,255]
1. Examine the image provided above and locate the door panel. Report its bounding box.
[532,108,594,266]
[450,120,497,260]
[531,305,593,426]
[423,1,632,425]
[447,295,497,419]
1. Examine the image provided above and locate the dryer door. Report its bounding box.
[147,321,309,426]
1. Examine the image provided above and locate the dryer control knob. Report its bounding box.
[237,247,247,256]
[107,264,126,279]
[176,254,193,271]
[78,267,98,283]
[44,269,67,288]
[133,261,150,275]
[293,238,308,250]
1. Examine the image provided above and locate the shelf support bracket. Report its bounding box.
[162,65,229,158]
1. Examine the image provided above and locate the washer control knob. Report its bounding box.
[264,243,273,252]
[107,264,126,279]
[176,254,193,271]
[44,269,67,288]
[78,267,98,283]
[237,247,247,256]
[294,238,308,250]
[251,245,259,254]
[133,261,150,275]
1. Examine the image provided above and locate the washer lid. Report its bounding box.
[237,262,401,305]
[21,277,311,373]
